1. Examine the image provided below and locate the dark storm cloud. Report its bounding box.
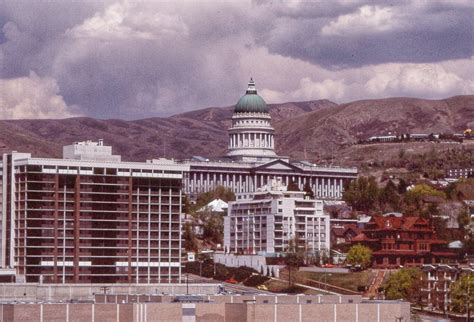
[262,1,473,69]
[0,1,472,119]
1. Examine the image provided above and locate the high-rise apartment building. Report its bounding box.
[224,180,330,256]
[0,142,189,283]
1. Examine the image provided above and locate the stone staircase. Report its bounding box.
[365,270,386,298]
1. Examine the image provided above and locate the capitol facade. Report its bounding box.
[181,79,357,200]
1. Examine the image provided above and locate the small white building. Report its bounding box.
[224,179,330,257]
[63,140,121,162]
[197,198,228,213]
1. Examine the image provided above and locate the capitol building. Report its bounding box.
[181,79,357,200]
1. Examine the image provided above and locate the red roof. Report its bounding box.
[367,215,430,230]
[352,233,370,242]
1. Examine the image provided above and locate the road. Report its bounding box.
[185,273,272,295]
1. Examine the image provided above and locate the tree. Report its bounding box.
[405,184,446,204]
[398,179,408,194]
[287,181,300,191]
[284,237,305,287]
[384,268,423,304]
[183,222,198,252]
[457,207,470,227]
[379,180,400,211]
[346,244,372,269]
[449,273,474,314]
[343,176,380,212]
[303,182,314,198]
[191,186,235,214]
[201,211,224,244]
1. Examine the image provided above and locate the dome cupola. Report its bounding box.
[234,78,269,113]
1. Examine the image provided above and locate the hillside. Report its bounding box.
[0,95,472,167]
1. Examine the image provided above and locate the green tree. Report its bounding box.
[343,176,380,212]
[345,244,372,269]
[449,273,474,314]
[405,184,446,203]
[384,268,423,304]
[201,211,224,244]
[183,222,198,252]
[285,237,305,287]
[457,207,470,227]
[398,179,408,194]
[303,182,314,198]
[287,181,300,191]
[192,186,235,213]
[379,180,400,211]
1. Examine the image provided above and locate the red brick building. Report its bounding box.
[351,214,456,268]
[1,146,189,284]
[420,264,473,313]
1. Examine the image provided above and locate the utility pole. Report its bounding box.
[186,273,189,295]
[467,278,471,322]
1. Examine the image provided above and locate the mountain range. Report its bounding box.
[1,95,473,167]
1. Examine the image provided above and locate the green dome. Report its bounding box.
[235,79,269,113]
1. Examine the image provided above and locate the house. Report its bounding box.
[351,214,457,268]
[420,264,474,313]
[330,224,361,247]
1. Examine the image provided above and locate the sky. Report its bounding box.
[0,0,472,120]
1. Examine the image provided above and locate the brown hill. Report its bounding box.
[0,96,472,165]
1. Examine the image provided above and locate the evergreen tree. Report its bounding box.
[303,182,314,198]
[287,181,300,191]
[183,222,198,252]
[343,176,379,212]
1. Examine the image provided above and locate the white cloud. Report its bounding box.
[249,54,473,104]
[365,62,474,98]
[67,2,188,40]
[0,72,78,119]
[321,5,399,36]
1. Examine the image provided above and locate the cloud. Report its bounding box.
[0,72,79,119]
[67,2,188,40]
[321,5,399,36]
[0,0,472,119]
[365,62,474,98]
[257,59,474,104]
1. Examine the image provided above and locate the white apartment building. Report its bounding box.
[224,180,330,257]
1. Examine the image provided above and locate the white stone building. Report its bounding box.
[224,180,330,257]
[182,79,358,200]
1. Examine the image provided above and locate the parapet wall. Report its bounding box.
[0,301,411,322]
[0,284,220,301]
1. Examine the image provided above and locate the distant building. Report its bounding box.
[446,167,473,179]
[63,140,121,162]
[330,224,360,247]
[367,135,397,143]
[420,264,474,313]
[351,214,456,268]
[197,198,228,213]
[0,143,189,283]
[224,179,330,256]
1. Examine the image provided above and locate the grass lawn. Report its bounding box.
[300,270,375,292]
